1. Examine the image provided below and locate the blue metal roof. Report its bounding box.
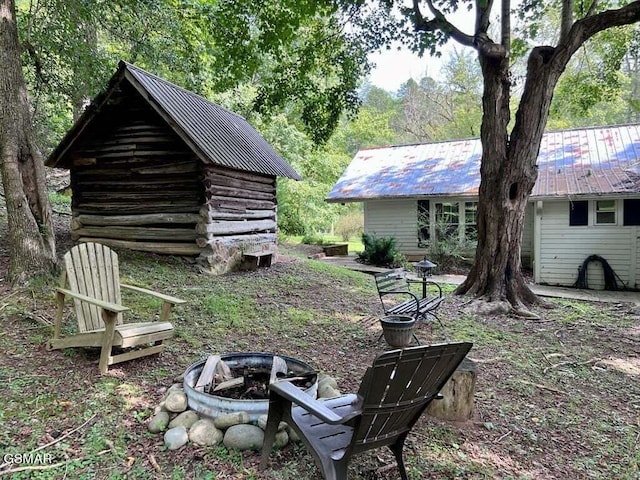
[327,124,640,202]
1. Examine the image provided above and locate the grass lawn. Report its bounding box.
[0,243,639,479]
[284,235,364,255]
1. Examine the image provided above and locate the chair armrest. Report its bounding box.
[380,290,420,317]
[424,281,443,298]
[121,284,186,305]
[56,288,129,314]
[269,380,361,425]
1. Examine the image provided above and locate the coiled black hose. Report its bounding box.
[573,255,624,290]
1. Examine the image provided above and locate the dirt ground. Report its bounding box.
[1,211,639,479]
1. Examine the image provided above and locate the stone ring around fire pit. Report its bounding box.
[183,352,318,422]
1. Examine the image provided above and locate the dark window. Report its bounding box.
[624,199,640,225]
[569,201,588,226]
[464,202,478,241]
[417,200,430,246]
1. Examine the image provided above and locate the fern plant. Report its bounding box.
[357,233,406,267]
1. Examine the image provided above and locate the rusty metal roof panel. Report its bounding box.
[327,124,640,202]
[534,124,640,197]
[327,140,482,201]
[124,62,300,180]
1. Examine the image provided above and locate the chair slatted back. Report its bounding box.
[352,342,472,451]
[374,269,410,294]
[62,243,123,332]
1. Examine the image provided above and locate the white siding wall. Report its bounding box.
[538,200,636,289]
[364,199,426,258]
[365,197,639,289]
[365,198,533,262]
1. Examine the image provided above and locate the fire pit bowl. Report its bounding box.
[183,352,318,422]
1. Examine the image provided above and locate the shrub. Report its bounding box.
[357,233,406,267]
[427,224,475,273]
[301,233,325,245]
[335,212,364,241]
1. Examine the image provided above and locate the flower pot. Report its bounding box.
[380,315,416,347]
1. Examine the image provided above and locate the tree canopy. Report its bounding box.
[17,0,369,149]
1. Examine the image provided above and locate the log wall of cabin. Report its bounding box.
[197,165,278,273]
[67,86,280,272]
[69,96,208,255]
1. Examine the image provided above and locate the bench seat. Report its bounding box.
[242,251,275,270]
[374,268,444,326]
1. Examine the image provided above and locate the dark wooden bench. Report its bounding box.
[321,244,348,256]
[374,268,444,326]
[242,251,275,271]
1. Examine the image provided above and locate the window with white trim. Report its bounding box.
[417,200,430,247]
[435,202,460,241]
[595,200,616,225]
[417,200,480,247]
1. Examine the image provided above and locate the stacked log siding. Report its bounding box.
[198,166,278,249]
[68,95,207,255]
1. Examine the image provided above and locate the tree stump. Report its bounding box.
[427,358,477,422]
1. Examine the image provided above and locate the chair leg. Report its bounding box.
[259,397,286,470]
[99,310,118,374]
[430,312,444,329]
[390,435,409,480]
[319,458,348,480]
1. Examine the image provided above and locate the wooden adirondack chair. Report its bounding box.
[48,242,185,374]
[260,342,473,480]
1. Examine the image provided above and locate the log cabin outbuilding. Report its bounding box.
[46,61,300,274]
[327,124,640,290]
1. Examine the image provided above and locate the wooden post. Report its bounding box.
[427,358,477,421]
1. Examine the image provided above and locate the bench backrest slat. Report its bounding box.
[374,268,409,294]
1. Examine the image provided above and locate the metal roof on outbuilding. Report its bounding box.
[327,124,640,202]
[47,61,301,181]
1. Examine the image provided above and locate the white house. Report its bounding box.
[326,124,640,290]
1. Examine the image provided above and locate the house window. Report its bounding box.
[623,199,640,226]
[595,200,616,225]
[417,200,430,246]
[435,202,459,241]
[569,201,588,226]
[419,201,477,246]
[464,202,478,240]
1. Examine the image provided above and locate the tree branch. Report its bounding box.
[502,0,511,54]
[476,0,493,33]
[563,1,640,58]
[412,0,476,48]
[586,0,600,17]
[560,0,574,42]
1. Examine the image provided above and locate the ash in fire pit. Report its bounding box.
[183,352,318,422]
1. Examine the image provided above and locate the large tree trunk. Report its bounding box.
[0,0,57,285]
[456,47,568,315]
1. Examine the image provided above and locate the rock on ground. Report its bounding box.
[223,424,264,451]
